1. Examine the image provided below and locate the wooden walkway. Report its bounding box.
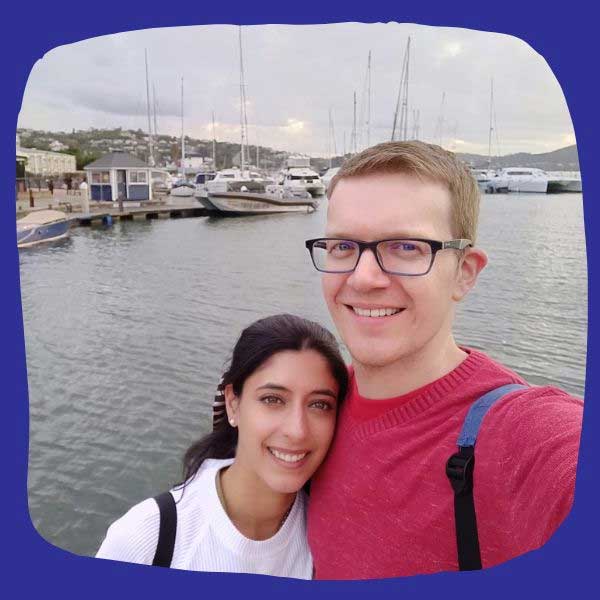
[67,203,210,226]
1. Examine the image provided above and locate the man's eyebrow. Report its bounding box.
[325,232,431,239]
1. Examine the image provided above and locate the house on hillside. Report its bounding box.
[84,152,153,202]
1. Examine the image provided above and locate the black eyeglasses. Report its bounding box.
[304,237,472,276]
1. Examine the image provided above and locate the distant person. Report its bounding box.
[48,179,54,196]
[79,179,90,214]
[96,314,348,577]
[303,141,583,579]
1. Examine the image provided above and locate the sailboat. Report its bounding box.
[171,77,195,198]
[206,27,317,215]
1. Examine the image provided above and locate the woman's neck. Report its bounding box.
[219,462,296,541]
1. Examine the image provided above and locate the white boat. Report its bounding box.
[207,187,317,216]
[487,168,549,193]
[170,180,196,197]
[470,168,498,193]
[321,167,340,193]
[17,209,70,248]
[205,168,262,194]
[546,172,582,193]
[277,157,326,197]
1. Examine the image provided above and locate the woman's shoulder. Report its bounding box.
[96,496,161,565]
[96,458,233,565]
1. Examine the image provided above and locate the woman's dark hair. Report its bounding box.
[180,313,348,485]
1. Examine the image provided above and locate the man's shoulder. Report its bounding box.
[476,383,583,464]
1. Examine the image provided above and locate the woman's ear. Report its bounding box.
[224,384,240,427]
[452,247,488,302]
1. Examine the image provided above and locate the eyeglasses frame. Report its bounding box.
[304,237,473,276]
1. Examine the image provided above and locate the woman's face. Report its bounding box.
[225,349,339,495]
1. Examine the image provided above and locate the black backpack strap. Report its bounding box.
[446,384,527,571]
[152,491,177,567]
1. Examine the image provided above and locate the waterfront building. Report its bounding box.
[17,146,76,176]
[84,152,153,202]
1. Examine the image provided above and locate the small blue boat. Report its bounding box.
[17,209,70,248]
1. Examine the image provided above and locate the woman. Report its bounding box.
[96,314,348,578]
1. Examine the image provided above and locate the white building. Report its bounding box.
[17,146,76,175]
[50,140,68,152]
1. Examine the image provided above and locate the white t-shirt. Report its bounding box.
[96,458,312,578]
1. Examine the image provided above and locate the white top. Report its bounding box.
[96,458,312,578]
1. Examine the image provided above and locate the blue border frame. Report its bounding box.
[1,2,596,598]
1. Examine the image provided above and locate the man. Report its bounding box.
[304,141,583,579]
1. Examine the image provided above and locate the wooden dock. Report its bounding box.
[66,202,210,226]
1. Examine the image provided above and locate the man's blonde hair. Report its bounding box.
[328,141,481,243]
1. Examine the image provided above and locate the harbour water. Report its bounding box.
[20,192,587,558]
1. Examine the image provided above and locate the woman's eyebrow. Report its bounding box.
[256,384,337,398]
[256,383,290,392]
[310,389,338,399]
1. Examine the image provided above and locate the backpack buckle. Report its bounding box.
[446,447,475,495]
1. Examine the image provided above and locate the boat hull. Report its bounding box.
[207,191,317,215]
[547,178,582,193]
[17,219,70,248]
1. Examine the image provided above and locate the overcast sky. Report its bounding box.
[17,22,576,157]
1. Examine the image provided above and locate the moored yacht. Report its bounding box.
[277,157,325,198]
[487,167,548,193]
[207,185,317,216]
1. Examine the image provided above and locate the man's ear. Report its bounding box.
[453,247,488,302]
[224,384,240,424]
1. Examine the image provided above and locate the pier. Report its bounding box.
[68,203,209,226]
[16,190,210,228]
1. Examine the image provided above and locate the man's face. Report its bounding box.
[322,172,467,372]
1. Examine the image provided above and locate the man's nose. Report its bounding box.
[347,248,391,290]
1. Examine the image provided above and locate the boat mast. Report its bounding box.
[436,91,446,147]
[145,49,155,166]
[401,37,410,141]
[328,108,332,168]
[152,83,158,138]
[352,91,357,154]
[367,50,371,147]
[411,108,420,140]
[391,37,410,141]
[256,128,260,171]
[487,78,494,168]
[238,26,249,173]
[212,110,217,171]
[180,77,185,180]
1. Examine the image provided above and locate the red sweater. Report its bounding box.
[307,349,583,579]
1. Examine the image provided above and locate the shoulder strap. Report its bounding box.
[152,492,177,568]
[446,383,527,571]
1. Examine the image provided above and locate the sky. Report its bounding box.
[17,22,576,157]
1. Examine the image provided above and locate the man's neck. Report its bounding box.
[352,337,467,399]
